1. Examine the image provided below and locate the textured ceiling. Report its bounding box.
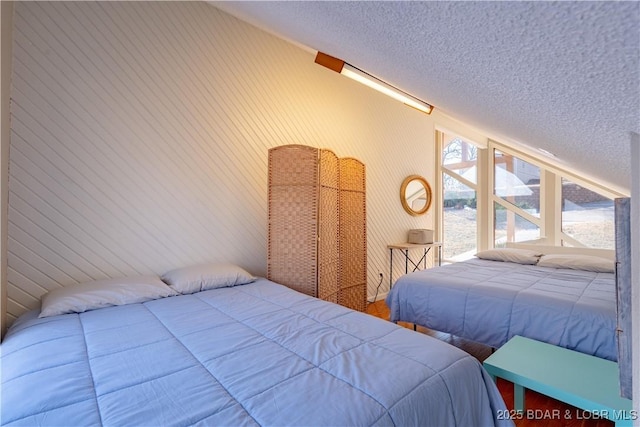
[213,1,639,193]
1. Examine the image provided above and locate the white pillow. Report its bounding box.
[39,275,177,318]
[475,248,543,265]
[537,254,615,273]
[161,263,256,295]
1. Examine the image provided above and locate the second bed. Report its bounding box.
[386,247,617,361]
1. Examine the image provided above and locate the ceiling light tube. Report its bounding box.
[315,52,433,115]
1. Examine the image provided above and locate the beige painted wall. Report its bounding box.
[1,1,14,337]
[5,2,455,325]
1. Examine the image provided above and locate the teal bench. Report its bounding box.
[483,336,634,426]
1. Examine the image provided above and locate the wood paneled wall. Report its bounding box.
[1,1,15,338]
[6,1,437,326]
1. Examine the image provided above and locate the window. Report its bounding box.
[441,135,478,261]
[493,150,541,246]
[437,132,622,258]
[561,178,614,249]
[494,202,540,247]
[494,150,540,217]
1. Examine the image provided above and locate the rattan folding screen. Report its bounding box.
[338,157,367,311]
[267,145,367,312]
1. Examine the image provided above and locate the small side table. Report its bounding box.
[387,242,442,288]
[483,336,633,426]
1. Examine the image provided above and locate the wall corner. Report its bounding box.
[1,0,14,339]
[630,132,639,420]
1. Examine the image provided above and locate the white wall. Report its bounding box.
[1,1,14,337]
[5,1,445,326]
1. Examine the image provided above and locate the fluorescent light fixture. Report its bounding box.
[315,52,433,115]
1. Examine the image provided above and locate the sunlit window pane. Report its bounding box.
[561,179,614,249]
[494,202,540,247]
[442,137,478,184]
[494,150,540,218]
[443,178,477,260]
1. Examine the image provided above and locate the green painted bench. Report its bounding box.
[483,335,634,426]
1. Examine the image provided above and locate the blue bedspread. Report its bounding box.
[2,278,510,426]
[386,259,617,361]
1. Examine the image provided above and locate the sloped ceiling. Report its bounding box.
[212,1,639,193]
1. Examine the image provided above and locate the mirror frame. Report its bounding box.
[400,175,432,216]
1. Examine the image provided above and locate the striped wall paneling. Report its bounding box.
[7,1,436,325]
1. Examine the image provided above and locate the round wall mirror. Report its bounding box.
[400,175,432,216]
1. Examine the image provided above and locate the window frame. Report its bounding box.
[436,132,625,257]
[436,131,487,262]
[489,139,623,249]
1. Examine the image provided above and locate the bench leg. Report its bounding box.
[514,384,525,412]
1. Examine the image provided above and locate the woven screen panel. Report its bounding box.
[268,145,319,296]
[318,149,340,303]
[339,157,367,192]
[268,146,366,309]
[268,145,319,186]
[319,149,339,189]
[338,158,367,312]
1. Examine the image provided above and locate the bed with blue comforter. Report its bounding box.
[2,277,510,426]
[386,258,617,361]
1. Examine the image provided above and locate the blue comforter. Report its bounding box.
[387,259,617,361]
[2,278,510,426]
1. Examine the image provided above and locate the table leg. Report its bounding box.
[389,249,393,289]
[514,384,525,412]
[404,250,408,274]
